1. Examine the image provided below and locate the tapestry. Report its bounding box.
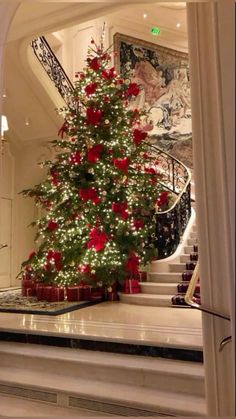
[114,33,192,168]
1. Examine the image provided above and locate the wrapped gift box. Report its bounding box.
[139,271,147,282]
[186,262,197,271]
[42,285,53,301]
[123,279,140,294]
[21,278,36,297]
[90,287,104,301]
[107,291,119,301]
[67,285,91,301]
[190,252,198,261]
[66,286,79,301]
[51,286,65,302]
[182,271,193,281]
[177,283,189,293]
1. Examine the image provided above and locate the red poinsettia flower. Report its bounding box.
[87,144,103,163]
[101,67,116,80]
[112,202,129,220]
[58,122,68,139]
[156,191,169,207]
[79,187,100,204]
[86,108,103,126]
[69,151,81,165]
[85,82,97,96]
[125,83,140,98]
[47,220,58,231]
[132,129,148,146]
[113,157,130,173]
[88,57,100,71]
[87,227,108,252]
[133,219,144,230]
[125,253,140,275]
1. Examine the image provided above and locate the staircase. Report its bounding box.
[120,222,199,307]
[0,341,206,416]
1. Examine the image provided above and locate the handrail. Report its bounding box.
[185,261,231,321]
[31,36,74,108]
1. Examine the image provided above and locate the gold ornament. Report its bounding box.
[125,79,130,84]
[104,119,110,125]
[110,83,115,88]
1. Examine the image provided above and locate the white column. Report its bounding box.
[0,2,20,115]
[187,2,234,416]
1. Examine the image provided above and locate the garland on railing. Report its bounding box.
[30,36,192,260]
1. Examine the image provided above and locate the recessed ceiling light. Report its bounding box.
[176,23,181,28]
[25,117,30,126]
[143,13,148,19]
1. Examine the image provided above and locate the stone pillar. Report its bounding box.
[0,2,20,142]
[187,2,234,416]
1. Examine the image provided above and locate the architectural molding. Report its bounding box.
[187,2,234,415]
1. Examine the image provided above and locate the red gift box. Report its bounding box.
[51,286,65,302]
[66,286,79,301]
[22,278,36,297]
[90,287,104,301]
[107,291,119,301]
[42,285,53,301]
[123,279,140,294]
[36,283,45,300]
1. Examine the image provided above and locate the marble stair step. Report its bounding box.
[184,245,195,254]
[0,365,206,417]
[148,272,182,283]
[189,232,198,239]
[0,343,205,398]
[119,293,172,307]
[140,282,178,295]
[0,393,106,417]
[187,238,198,246]
[180,254,192,263]
[169,263,187,273]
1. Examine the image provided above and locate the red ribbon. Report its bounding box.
[87,144,103,163]
[87,227,108,252]
[79,187,100,204]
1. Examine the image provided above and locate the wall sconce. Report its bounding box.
[1,115,9,155]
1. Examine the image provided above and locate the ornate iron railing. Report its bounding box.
[30,36,192,260]
[149,145,192,259]
[31,36,74,107]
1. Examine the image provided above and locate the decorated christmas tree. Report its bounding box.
[20,36,170,294]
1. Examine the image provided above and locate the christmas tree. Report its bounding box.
[20,37,170,291]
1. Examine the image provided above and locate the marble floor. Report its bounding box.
[0,301,202,350]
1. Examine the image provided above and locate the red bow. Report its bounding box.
[79,187,100,204]
[112,202,129,220]
[87,228,108,252]
[125,253,140,275]
[113,157,130,173]
[88,57,100,71]
[102,67,116,80]
[133,129,148,146]
[125,83,140,98]
[47,220,58,231]
[50,169,59,186]
[133,219,144,230]
[58,122,68,139]
[86,108,103,126]
[85,82,97,96]
[156,191,169,207]
[87,144,103,163]
[69,151,81,165]
[46,250,62,271]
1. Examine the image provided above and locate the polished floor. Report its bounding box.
[0,301,202,350]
